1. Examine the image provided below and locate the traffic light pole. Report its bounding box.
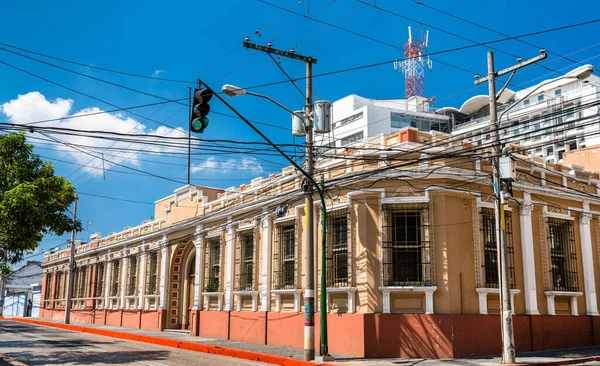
[64,194,78,325]
[188,87,192,185]
[475,51,545,364]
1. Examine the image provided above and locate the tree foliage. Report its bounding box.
[0,132,81,275]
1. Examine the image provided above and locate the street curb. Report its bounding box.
[2,318,336,366]
[511,356,600,366]
[0,353,28,366]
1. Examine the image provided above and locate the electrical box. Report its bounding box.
[313,100,332,133]
[292,111,306,136]
[499,156,516,181]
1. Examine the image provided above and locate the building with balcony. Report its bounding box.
[445,64,600,164]
[40,128,600,359]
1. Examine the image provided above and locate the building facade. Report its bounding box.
[41,129,600,358]
[1,261,42,318]
[315,94,451,150]
[447,64,600,164]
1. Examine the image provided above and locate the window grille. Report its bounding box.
[76,266,87,298]
[326,210,349,287]
[96,263,105,298]
[237,232,254,291]
[146,252,158,295]
[547,218,578,292]
[274,223,295,290]
[206,238,221,292]
[54,272,63,300]
[44,273,53,301]
[111,259,120,297]
[382,204,433,286]
[481,208,516,288]
[127,255,138,296]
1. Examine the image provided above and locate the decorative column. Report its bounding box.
[158,235,170,309]
[137,243,148,310]
[520,194,540,315]
[103,256,112,308]
[260,213,273,311]
[579,205,599,315]
[224,217,236,311]
[119,253,128,309]
[157,235,170,331]
[190,225,204,336]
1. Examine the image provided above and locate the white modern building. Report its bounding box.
[444,65,600,164]
[1,261,42,317]
[314,94,451,149]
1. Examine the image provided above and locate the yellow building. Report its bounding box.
[41,128,600,358]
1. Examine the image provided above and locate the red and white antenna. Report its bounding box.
[394,26,432,98]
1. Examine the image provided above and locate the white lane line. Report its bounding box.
[138,361,170,366]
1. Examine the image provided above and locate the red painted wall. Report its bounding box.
[122,311,140,329]
[229,311,266,345]
[538,315,593,350]
[314,313,366,357]
[199,311,230,339]
[105,310,122,327]
[140,311,160,331]
[266,312,304,349]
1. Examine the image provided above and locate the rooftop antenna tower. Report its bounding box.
[394,26,432,98]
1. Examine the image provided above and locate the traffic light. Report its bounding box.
[190,87,213,133]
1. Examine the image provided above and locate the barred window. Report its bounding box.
[548,218,578,292]
[96,263,105,298]
[54,272,63,300]
[127,255,138,296]
[76,266,87,298]
[274,223,295,290]
[382,204,432,286]
[327,210,349,287]
[111,259,120,297]
[481,209,516,288]
[237,232,254,291]
[44,273,53,301]
[206,238,221,292]
[146,252,159,295]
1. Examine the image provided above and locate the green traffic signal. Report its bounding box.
[190,88,213,134]
[191,116,209,133]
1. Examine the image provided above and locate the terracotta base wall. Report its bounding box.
[122,311,140,329]
[105,310,122,327]
[266,312,304,349]
[93,310,106,325]
[199,311,230,339]
[141,311,160,331]
[229,311,266,345]
[37,309,600,359]
[70,310,95,324]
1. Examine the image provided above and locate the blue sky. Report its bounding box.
[2,0,600,265]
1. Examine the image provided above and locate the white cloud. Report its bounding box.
[191,157,263,175]
[152,69,166,77]
[1,92,187,176]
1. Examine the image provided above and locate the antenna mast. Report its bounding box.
[394,26,432,98]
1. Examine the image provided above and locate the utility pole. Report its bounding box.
[475,50,546,364]
[241,41,328,361]
[64,194,79,325]
[188,86,192,185]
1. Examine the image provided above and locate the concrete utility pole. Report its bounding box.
[239,41,329,362]
[475,51,546,364]
[64,194,78,324]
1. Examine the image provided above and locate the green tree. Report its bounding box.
[0,132,81,275]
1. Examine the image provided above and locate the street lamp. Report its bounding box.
[222,84,331,360]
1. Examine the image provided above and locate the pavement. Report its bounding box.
[1,316,600,366]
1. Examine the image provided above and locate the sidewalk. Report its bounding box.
[3,316,600,366]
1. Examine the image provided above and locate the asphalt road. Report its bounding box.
[0,320,270,366]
